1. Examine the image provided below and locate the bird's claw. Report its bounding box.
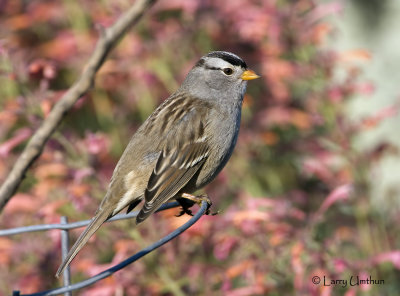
[207,209,220,216]
[175,208,193,217]
[178,193,219,216]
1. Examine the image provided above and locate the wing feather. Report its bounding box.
[136,142,208,223]
[136,96,211,224]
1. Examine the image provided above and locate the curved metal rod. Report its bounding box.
[0,202,180,236]
[16,200,208,296]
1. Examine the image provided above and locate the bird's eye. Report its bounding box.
[223,68,234,75]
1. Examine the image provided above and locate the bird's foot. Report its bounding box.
[175,206,193,217]
[177,193,219,216]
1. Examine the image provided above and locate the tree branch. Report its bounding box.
[0,0,157,212]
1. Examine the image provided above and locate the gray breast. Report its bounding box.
[194,104,242,189]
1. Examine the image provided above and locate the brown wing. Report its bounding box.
[136,95,211,224]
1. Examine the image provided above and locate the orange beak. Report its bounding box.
[241,69,260,81]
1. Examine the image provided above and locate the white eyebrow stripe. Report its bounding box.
[205,57,235,69]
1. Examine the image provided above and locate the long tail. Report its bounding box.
[55,209,111,278]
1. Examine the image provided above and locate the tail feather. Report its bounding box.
[55,209,111,278]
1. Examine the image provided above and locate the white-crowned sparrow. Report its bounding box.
[56,51,259,277]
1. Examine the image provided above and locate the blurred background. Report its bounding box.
[1,0,400,295]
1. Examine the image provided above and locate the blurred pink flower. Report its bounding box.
[360,103,400,129]
[73,167,95,183]
[2,193,39,214]
[28,59,57,80]
[85,132,111,155]
[82,285,117,296]
[214,235,238,260]
[224,285,265,296]
[354,82,375,95]
[308,2,343,23]
[358,271,372,292]
[302,157,334,181]
[38,200,68,222]
[315,184,353,217]
[0,128,32,158]
[333,258,348,273]
[156,0,200,15]
[257,106,292,127]
[291,242,305,290]
[328,87,344,103]
[39,31,80,61]
[372,250,400,269]
[344,288,357,296]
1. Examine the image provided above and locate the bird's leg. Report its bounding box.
[176,193,219,216]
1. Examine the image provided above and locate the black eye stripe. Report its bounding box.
[203,66,234,76]
[204,66,234,75]
[204,66,221,71]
